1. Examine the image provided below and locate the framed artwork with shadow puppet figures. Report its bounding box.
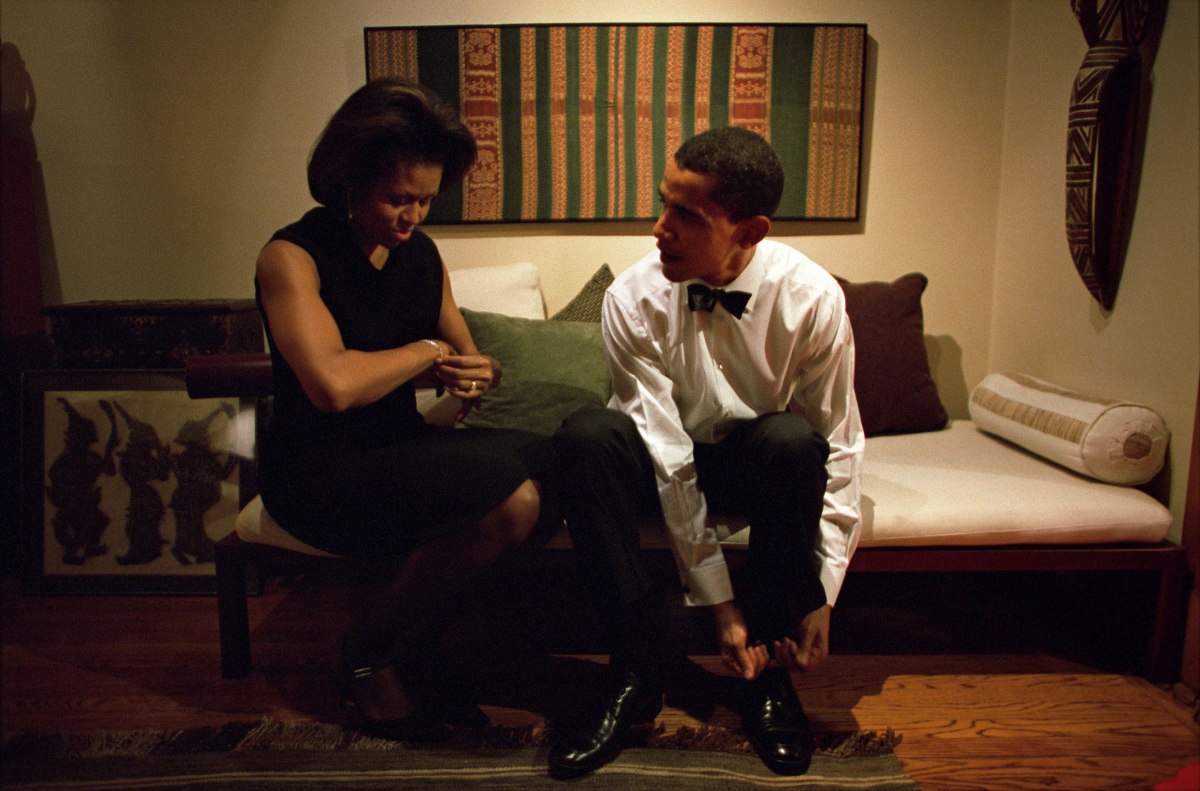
[20,369,256,593]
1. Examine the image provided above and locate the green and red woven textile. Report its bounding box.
[366,24,865,223]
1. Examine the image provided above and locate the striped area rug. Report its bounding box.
[3,719,918,790]
[365,24,865,223]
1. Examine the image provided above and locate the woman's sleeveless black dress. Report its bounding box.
[254,207,553,559]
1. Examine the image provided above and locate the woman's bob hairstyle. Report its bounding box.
[307,78,477,213]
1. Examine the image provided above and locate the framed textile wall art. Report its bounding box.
[365,24,866,223]
[21,370,256,593]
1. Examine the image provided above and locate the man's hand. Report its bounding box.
[712,600,769,680]
[773,604,832,673]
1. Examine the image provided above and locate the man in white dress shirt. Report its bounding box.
[548,127,864,778]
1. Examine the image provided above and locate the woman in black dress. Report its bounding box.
[255,78,558,739]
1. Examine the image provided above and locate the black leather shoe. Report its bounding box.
[548,670,664,778]
[742,667,816,775]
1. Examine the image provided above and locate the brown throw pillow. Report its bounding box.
[835,272,948,436]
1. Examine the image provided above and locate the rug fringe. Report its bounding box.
[819,727,904,758]
[3,718,901,759]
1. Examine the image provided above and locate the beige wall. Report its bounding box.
[992,0,1199,533]
[2,0,1196,536]
[1,0,1011,406]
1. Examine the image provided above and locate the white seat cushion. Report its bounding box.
[236,420,1171,556]
[855,420,1171,547]
[234,495,340,557]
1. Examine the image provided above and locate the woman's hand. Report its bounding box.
[433,353,502,419]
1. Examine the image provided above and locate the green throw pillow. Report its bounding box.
[550,264,614,322]
[460,308,610,435]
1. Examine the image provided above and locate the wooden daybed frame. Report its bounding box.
[185,353,1194,684]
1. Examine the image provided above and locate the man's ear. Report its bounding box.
[736,215,771,249]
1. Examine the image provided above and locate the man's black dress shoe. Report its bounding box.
[548,670,664,778]
[742,667,816,775]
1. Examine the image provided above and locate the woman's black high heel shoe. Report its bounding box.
[335,643,450,742]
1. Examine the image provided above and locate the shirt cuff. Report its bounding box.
[680,560,734,607]
[820,561,845,607]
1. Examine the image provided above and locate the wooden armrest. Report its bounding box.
[185,353,274,399]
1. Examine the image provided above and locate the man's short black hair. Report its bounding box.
[673,127,784,220]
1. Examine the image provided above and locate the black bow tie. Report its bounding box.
[687,283,751,319]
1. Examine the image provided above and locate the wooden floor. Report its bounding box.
[3,574,1197,790]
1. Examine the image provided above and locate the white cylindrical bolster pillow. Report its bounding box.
[968,371,1168,486]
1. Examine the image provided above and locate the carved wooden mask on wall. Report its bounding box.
[1065,0,1166,311]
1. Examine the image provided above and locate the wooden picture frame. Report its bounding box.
[20,369,255,594]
